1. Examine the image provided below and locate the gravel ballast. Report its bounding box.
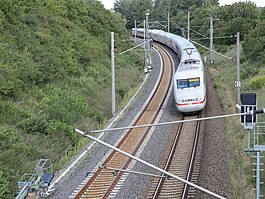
[115,49,230,199]
[195,73,231,198]
[49,45,230,199]
[49,47,162,199]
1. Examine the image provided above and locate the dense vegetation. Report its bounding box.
[0,0,144,197]
[114,0,265,197]
[1,0,265,197]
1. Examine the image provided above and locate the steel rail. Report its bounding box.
[74,128,225,199]
[99,166,167,178]
[182,112,202,198]
[72,44,172,199]
[103,44,172,198]
[152,114,184,198]
[150,113,202,198]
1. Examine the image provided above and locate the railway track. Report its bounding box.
[147,111,204,198]
[70,44,173,199]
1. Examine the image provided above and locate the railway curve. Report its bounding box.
[71,44,173,199]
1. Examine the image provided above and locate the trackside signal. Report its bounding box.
[240,93,256,129]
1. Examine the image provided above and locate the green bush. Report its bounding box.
[0,169,10,198]
[19,115,50,135]
[0,0,142,197]
[241,67,258,79]
[249,75,265,89]
[0,126,19,150]
[38,84,91,124]
[0,101,31,125]
[0,63,23,96]
[0,46,41,97]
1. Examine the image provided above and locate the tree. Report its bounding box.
[259,7,265,20]
[153,0,171,21]
[214,2,258,44]
[114,0,153,28]
[243,20,265,65]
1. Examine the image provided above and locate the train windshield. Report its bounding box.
[177,77,200,88]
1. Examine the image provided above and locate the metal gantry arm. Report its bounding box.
[16,159,53,199]
[14,98,264,198]
[87,111,265,134]
[74,128,226,199]
[75,109,265,199]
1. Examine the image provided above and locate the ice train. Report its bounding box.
[132,28,206,113]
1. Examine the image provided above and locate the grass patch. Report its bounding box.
[206,45,258,198]
[0,1,144,197]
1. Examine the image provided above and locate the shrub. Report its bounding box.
[0,63,23,97]
[249,75,265,89]
[0,169,10,198]
[241,67,258,79]
[0,101,31,125]
[19,115,50,135]
[0,125,19,150]
[0,0,141,196]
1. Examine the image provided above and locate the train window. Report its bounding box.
[177,77,200,88]
[189,78,200,87]
[177,79,189,88]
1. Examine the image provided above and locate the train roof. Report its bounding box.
[177,60,202,72]
[174,71,203,81]
[180,49,202,62]
[133,28,204,72]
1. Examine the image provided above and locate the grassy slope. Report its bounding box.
[207,45,265,198]
[0,0,144,197]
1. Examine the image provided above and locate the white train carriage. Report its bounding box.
[132,28,144,37]
[173,56,206,112]
[133,28,206,113]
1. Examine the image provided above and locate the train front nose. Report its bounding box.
[176,96,206,112]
